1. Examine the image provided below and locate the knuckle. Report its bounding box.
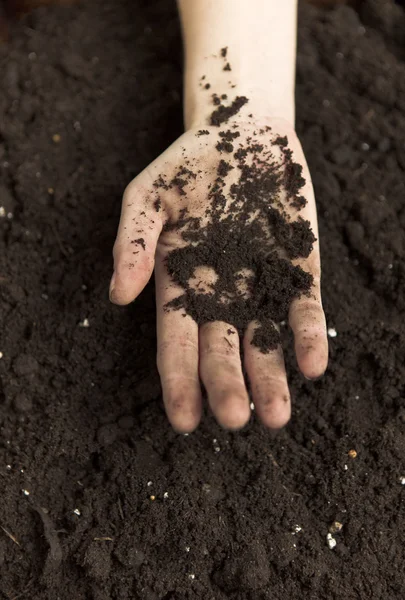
[252,373,287,390]
[259,394,290,409]
[122,181,137,202]
[200,339,239,358]
[291,298,325,327]
[157,338,198,370]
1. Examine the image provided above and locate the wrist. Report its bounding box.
[185,84,295,131]
[178,1,297,131]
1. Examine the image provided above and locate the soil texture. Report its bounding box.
[160,104,314,352]
[1,1,405,599]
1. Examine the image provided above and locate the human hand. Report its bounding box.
[110,117,328,433]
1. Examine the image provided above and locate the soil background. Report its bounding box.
[1,1,405,599]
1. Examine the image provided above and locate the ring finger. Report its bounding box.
[199,321,251,430]
[243,321,291,429]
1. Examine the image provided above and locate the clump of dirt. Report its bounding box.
[210,95,249,126]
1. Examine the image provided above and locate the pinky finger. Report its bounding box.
[289,285,328,380]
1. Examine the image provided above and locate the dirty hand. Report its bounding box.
[110,118,328,433]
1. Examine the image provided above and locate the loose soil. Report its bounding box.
[160,106,315,352]
[1,1,405,599]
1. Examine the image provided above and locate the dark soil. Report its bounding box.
[1,1,405,599]
[161,103,314,352]
[210,96,248,126]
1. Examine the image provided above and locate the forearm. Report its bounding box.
[177,0,297,130]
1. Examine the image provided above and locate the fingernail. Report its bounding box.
[109,272,116,302]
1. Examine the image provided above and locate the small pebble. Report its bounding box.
[6,465,11,470]
[7,212,13,219]
[361,142,370,151]
[329,521,343,534]
[22,489,30,496]
[0,207,5,217]
[47,187,54,195]
[202,483,211,494]
[188,574,195,580]
[328,328,337,338]
[250,402,255,411]
[322,99,330,107]
[185,546,190,552]
[344,464,348,471]
[150,495,156,501]
[0,352,3,359]
[348,449,357,459]
[400,477,405,485]
[163,492,169,499]
[73,508,81,516]
[52,134,61,143]
[79,318,90,328]
[327,533,337,549]
[293,525,302,534]
[147,481,153,487]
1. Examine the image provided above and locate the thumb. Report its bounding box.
[110,180,163,305]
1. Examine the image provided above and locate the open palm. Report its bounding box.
[110,118,328,432]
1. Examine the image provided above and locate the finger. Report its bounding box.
[289,258,328,380]
[199,322,250,430]
[282,143,328,380]
[155,250,202,433]
[110,177,164,305]
[243,321,291,429]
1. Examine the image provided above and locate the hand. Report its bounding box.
[110,118,328,433]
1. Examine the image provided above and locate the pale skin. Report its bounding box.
[110,0,329,433]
